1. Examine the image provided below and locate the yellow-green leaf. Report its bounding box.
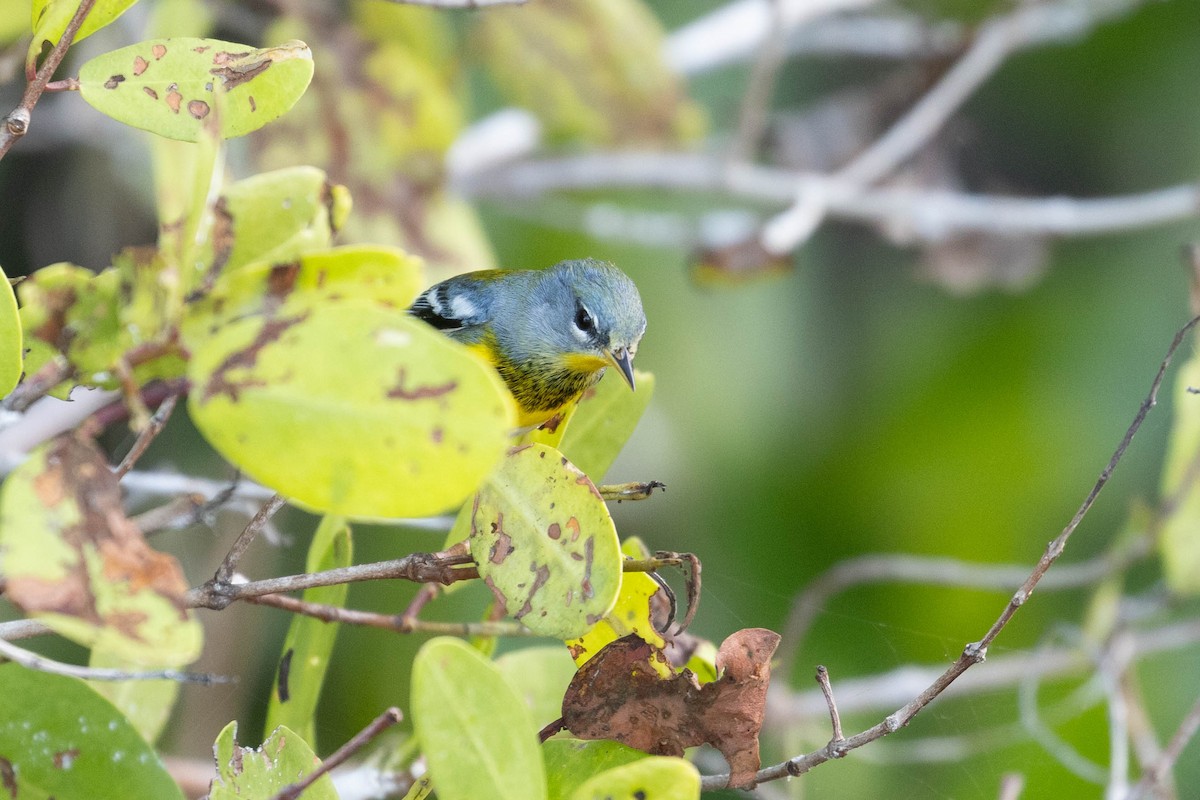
[412,637,547,800]
[264,514,352,744]
[566,536,664,668]
[555,368,654,480]
[1160,350,1200,593]
[470,443,622,639]
[495,645,579,730]
[210,722,336,800]
[544,739,647,800]
[0,437,202,664]
[0,264,22,397]
[187,297,514,519]
[29,0,137,69]
[78,37,313,141]
[569,756,700,800]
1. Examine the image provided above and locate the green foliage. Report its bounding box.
[209,722,336,800]
[568,756,700,800]
[87,647,181,744]
[1160,345,1200,593]
[29,0,138,68]
[0,664,184,800]
[264,514,352,743]
[0,264,21,396]
[78,38,314,142]
[495,645,580,729]
[543,739,647,800]
[469,443,622,638]
[412,637,547,800]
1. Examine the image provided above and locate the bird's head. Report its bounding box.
[541,259,646,389]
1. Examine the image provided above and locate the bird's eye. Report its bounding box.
[575,305,594,333]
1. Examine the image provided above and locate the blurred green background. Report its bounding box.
[4,0,1200,797]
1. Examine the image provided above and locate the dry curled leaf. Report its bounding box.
[561,628,780,789]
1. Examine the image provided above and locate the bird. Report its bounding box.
[409,259,646,430]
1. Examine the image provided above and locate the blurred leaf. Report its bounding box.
[495,645,579,730]
[1159,350,1200,593]
[209,722,335,800]
[412,637,546,800]
[147,0,212,38]
[556,369,654,480]
[187,297,514,519]
[566,536,665,669]
[151,129,222,301]
[475,0,705,146]
[87,646,180,745]
[0,264,22,397]
[0,663,185,800]
[0,436,202,664]
[264,514,352,744]
[0,0,31,47]
[78,38,313,141]
[469,444,622,639]
[351,0,456,71]
[29,0,137,70]
[543,739,647,800]
[217,166,346,276]
[569,756,700,800]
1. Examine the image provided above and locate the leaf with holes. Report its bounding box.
[0,436,202,664]
[412,637,546,800]
[187,296,514,519]
[469,443,622,639]
[209,722,335,800]
[566,536,665,668]
[78,37,313,141]
[0,663,184,800]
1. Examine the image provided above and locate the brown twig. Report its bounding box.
[815,665,845,746]
[0,635,229,684]
[248,593,535,637]
[0,0,97,161]
[1129,692,1200,799]
[269,707,403,800]
[113,393,178,478]
[702,314,1200,791]
[211,493,287,586]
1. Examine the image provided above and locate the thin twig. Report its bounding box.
[0,0,97,161]
[270,708,403,800]
[211,494,287,586]
[597,480,666,502]
[247,592,536,637]
[0,636,229,684]
[815,665,845,745]
[113,393,178,478]
[703,315,1200,791]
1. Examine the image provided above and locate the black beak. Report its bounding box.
[605,348,636,390]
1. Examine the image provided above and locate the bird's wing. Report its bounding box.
[408,271,501,331]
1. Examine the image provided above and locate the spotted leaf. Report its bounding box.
[470,443,621,639]
[209,722,335,800]
[78,37,313,141]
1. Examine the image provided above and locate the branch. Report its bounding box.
[1129,692,1200,799]
[703,315,1200,791]
[270,708,403,800]
[0,0,97,161]
[0,635,228,684]
[247,592,536,637]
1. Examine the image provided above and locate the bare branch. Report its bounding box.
[113,393,178,478]
[0,635,228,684]
[211,494,287,586]
[247,592,536,637]
[815,665,845,745]
[1129,693,1200,799]
[0,0,97,161]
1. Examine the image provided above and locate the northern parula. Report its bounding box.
[409,259,646,429]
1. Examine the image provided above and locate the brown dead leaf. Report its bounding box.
[561,627,780,789]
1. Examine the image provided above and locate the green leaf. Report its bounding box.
[0,437,203,664]
[543,739,646,800]
[17,262,124,386]
[0,663,185,800]
[568,756,700,800]
[1160,350,1200,593]
[264,514,352,744]
[476,0,705,146]
[209,722,336,800]
[494,645,579,730]
[469,444,622,639]
[215,166,348,276]
[187,297,514,519]
[87,647,180,744]
[411,637,546,800]
[29,0,138,69]
[151,130,222,302]
[78,37,313,141]
[0,264,22,397]
[565,536,665,668]
[556,368,654,480]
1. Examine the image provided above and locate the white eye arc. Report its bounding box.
[574,303,595,334]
